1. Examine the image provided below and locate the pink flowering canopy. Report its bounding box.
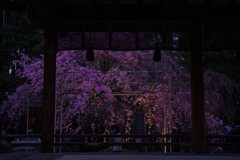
[1,50,239,134]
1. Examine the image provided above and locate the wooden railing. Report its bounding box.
[1,134,240,152]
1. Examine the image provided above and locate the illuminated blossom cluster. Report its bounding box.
[0,50,238,134]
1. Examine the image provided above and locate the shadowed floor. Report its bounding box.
[1,152,240,160]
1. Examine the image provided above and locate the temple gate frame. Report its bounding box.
[2,0,240,154]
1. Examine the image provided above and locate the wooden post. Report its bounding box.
[27,0,58,153]
[41,30,57,153]
[190,21,207,153]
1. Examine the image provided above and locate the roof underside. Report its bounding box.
[2,0,240,50]
[2,0,240,26]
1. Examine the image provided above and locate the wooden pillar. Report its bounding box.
[41,30,57,153]
[190,21,207,153]
[28,0,58,153]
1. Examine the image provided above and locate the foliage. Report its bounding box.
[0,10,42,131]
[169,49,240,119]
[1,50,239,135]
[0,10,42,104]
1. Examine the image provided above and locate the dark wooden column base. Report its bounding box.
[190,21,207,153]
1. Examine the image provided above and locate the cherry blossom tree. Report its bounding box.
[134,52,239,134]
[0,50,239,135]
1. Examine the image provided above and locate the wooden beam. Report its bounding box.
[29,0,57,31]
[190,20,206,153]
[55,5,240,22]
[41,30,57,153]
[205,0,212,6]
[159,0,166,6]
[82,24,86,49]
[114,0,120,6]
[57,21,191,32]
[229,0,237,5]
[34,0,58,153]
[136,0,143,6]
[91,0,97,5]
[136,24,139,49]
[182,0,189,6]
[109,23,112,49]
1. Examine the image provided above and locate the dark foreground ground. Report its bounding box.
[0,152,240,160]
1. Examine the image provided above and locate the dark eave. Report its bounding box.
[55,5,240,22]
[1,1,240,32]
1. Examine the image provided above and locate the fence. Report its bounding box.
[1,134,240,153]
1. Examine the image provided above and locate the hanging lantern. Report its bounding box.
[86,47,94,61]
[153,48,161,61]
